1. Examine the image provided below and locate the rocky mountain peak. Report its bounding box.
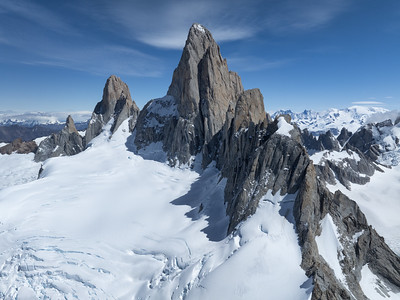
[35,115,84,162]
[96,75,132,118]
[65,115,78,134]
[85,75,139,145]
[233,88,266,132]
[134,23,245,164]
[167,23,243,122]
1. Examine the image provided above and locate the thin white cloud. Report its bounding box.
[87,0,257,49]
[21,45,163,78]
[228,56,293,72]
[0,0,76,35]
[385,96,393,99]
[352,101,385,106]
[0,0,355,75]
[79,0,352,49]
[0,0,165,77]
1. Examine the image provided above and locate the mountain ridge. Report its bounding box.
[0,23,399,299]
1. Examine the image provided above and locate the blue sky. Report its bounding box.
[0,0,399,113]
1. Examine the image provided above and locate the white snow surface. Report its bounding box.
[276,116,294,137]
[33,136,48,145]
[272,106,388,135]
[0,120,310,299]
[0,142,7,147]
[315,214,348,288]
[328,164,400,255]
[310,150,360,165]
[193,23,205,33]
[0,153,41,190]
[360,264,400,299]
[142,95,178,130]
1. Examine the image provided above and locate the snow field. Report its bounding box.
[0,120,310,299]
[0,153,41,190]
[327,164,400,256]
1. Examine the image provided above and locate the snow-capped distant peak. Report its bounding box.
[272,106,390,136]
[0,111,91,126]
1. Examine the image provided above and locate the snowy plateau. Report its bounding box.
[0,120,311,299]
[0,104,400,299]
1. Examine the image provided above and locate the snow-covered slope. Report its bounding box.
[327,164,400,256]
[0,120,311,299]
[0,153,40,190]
[272,106,388,135]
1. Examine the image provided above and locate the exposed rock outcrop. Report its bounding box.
[85,75,139,146]
[134,23,243,165]
[337,127,352,146]
[319,130,340,151]
[301,129,340,152]
[294,164,400,299]
[346,119,400,165]
[0,138,37,154]
[34,116,84,162]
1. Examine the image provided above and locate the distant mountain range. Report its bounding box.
[271,106,391,135]
[0,111,91,126]
[1,106,395,142]
[0,111,90,142]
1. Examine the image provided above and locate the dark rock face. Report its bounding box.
[134,23,243,165]
[34,116,84,162]
[294,166,400,299]
[345,120,399,164]
[301,129,340,152]
[85,75,139,146]
[301,129,322,152]
[313,148,379,189]
[346,126,375,157]
[0,138,37,154]
[319,130,340,151]
[337,128,352,147]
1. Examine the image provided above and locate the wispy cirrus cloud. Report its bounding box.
[0,0,76,35]
[228,56,293,72]
[0,0,355,76]
[78,0,353,49]
[0,0,164,77]
[352,101,385,106]
[20,45,163,77]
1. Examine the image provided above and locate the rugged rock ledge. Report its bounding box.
[34,115,84,162]
[0,138,37,155]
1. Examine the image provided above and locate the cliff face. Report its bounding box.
[134,23,243,165]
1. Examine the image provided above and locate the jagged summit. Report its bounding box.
[65,115,78,134]
[34,115,84,162]
[85,75,139,145]
[135,23,245,164]
[167,23,243,122]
